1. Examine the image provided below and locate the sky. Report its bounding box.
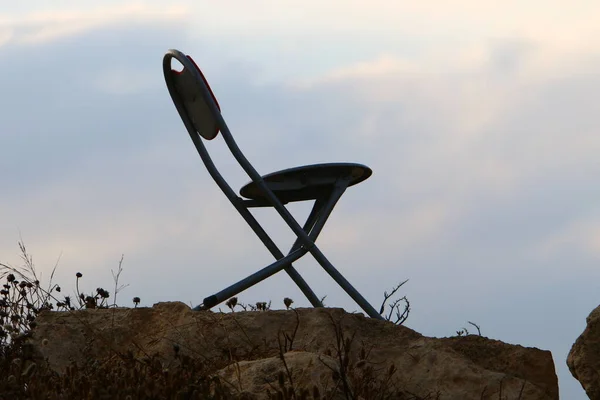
[1,1,599,397]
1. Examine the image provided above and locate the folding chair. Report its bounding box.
[163,49,383,320]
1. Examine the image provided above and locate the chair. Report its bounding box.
[163,49,383,320]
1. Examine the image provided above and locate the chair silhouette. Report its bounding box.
[163,49,383,320]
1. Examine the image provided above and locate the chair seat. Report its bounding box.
[239,162,372,203]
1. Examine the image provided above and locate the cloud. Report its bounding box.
[3,6,599,292]
[298,37,600,185]
[317,199,454,259]
[534,211,600,260]
[0,3,188,46]
[180,1,599,37]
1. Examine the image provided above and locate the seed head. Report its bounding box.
[85,296,96,309]
[226,297,238,311]
[76,272,82,278]
[283,297,294,309]
[96,288,109,298]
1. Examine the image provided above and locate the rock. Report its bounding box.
[216,351,340,398]
[30,302,558,399]
[443,335,558,398]
[568,304,600,398]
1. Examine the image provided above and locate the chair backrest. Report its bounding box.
[163,49,337,251]
[165,54,221,140]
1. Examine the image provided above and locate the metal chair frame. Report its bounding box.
[163,49,382,319]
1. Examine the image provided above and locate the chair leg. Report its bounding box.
[173,103,323,310]
[198,194,331,311]
[195,175,380,318]
[196,195,323,310]
[232,198,324,308]
[310,245,383,320]
[285,178,347,255]
[285,197,325,255]
[279,177,382,320]
[199,248,308,309]
[298,177,384,320]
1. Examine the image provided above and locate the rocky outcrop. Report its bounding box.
[29,302,558,399]
[568,304,600,398]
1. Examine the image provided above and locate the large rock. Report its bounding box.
[30,302,558,399]
[568,304,600,398]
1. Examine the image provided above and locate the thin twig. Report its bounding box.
[379,279,408,314]
[467,321,481,336]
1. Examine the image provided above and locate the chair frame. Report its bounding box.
[163,49,382,320]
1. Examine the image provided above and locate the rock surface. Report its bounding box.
[30,302,558,399]
[568,304,600,398]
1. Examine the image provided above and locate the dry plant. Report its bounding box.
[455,321,482,337]
[0,241,139,348]
[310,314,439,400]
[0,242,238,399]
[379,279,410,325]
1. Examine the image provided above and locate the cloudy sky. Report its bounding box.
[1,1,599,397]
